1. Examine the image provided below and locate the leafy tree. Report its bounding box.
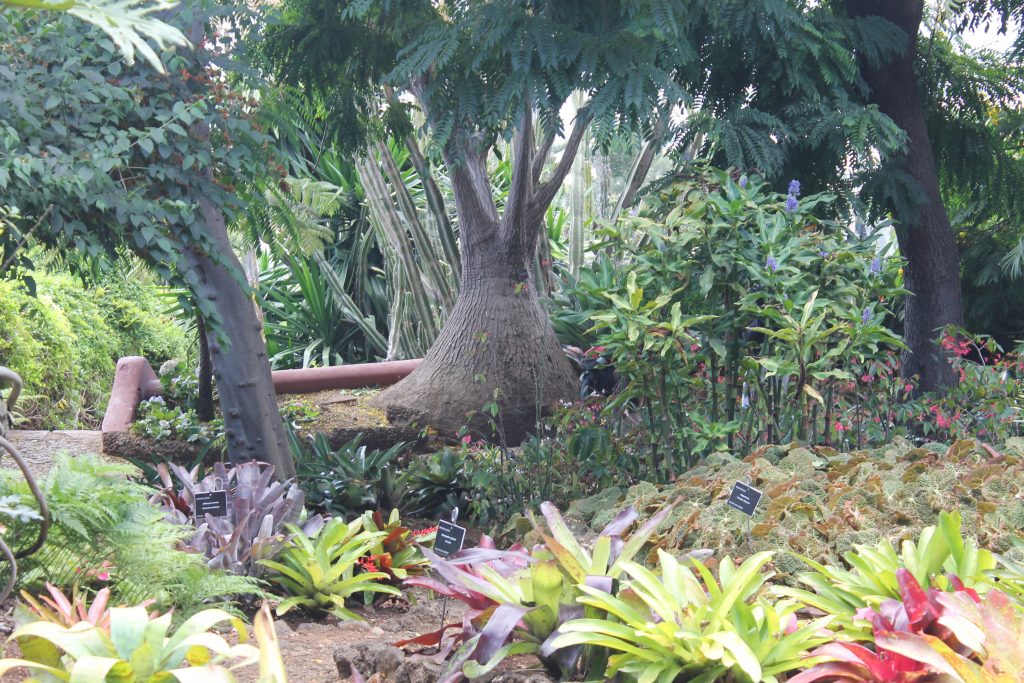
[0,9,295,477]
[0,0,188,72]
[836,0,1024,391]
[256,0,898,442]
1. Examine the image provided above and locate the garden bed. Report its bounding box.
[102,388,429,466]
[564,437,1024,579]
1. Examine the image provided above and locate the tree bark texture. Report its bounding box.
[845,0,963,392]
[373,111,580,443]
[195,312,215,422]
[183,198,295,479]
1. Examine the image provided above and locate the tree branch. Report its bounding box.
[612,115,667,221]
[500,105,535,246]
[529,109,593,224]
[531,130,556,184]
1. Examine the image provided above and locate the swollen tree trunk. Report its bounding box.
[183,198,295,479]
[845,0,963,392]
[373,111,582,443]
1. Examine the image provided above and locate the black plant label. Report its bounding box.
[726,481,763,516]
[434,519,467,557]
[194,490,229,519]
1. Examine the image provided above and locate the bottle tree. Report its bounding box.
[256,0,908,442]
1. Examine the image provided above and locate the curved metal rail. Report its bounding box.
[0,367,50,600]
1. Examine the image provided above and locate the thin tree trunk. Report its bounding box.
[183,198,294,479]
[845,0,962,392]
[195,312,215,422]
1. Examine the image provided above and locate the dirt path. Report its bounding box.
[1,430,105,478]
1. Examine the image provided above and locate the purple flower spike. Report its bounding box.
[788,179,801,197]
[785,195,798,212]
[870,257,881,274]
[862,307,872,324]
[766,255,778,272]
[739,176,748,188]
[818,249,828,258]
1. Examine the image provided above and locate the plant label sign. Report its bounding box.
[194,490,228,518]
[433,519,467,558]
[726,481,763,517]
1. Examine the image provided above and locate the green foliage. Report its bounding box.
[554,167,905,476]
[0,605,260,682]
[0,272,185,429]
[0,454,264,620]
[0,9,270,329]
[288,430,409,518]
[779,511,1000,634]
[552,550,832,683]
[259,517,400,620]
[398,448,472,519]
[132,396,224,445]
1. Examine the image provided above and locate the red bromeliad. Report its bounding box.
[791,569,981,682]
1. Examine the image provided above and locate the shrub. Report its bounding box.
[551,167,905,477]
[0,271,186,429]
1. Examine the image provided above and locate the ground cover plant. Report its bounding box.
[563,438,1024,579]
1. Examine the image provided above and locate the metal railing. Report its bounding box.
[0,367,50,600]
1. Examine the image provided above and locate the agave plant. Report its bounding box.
[258,517,400,620]
[289,430,409,518]
[398,448,471,518]
[151,460,324,577]
[550,550,834,683]
[0,605,261,682]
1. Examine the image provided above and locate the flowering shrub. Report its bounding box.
[547,167,1024,482]
[553,166,905,480]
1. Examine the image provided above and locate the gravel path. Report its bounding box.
[1,430,105,478]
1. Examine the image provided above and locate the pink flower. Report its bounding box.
[904,383,914,393]
[834,421,848,432]
[461,435,472,445]
[860,374,873,383]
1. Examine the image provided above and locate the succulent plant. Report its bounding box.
[151,460,324,577]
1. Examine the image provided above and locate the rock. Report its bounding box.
[336,619,372,633]
[273,621,292,638]
[334,643,442,683]
[293,621,328,634]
